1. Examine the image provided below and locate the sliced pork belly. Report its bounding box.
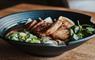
[46,19,63,35]
[31,20,45,31]
[58,16,75,28]
[25,20,37,30]
[31,20,52,37]
[25,16,73,41]
[51,26,70,41]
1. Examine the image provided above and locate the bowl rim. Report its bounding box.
[0,10,91,19]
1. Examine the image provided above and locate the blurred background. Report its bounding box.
[0,0,95,12]
[0,0,69,9]
[68,0,95,12]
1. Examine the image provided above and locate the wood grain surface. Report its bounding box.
[0,3,95,60]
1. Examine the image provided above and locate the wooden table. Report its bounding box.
[0,3,95,60]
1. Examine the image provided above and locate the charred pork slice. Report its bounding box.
[58,16,75,28]
[45,19,63,35]
[31,20,51,37]
[31,20,44,30]
[51,26,70,41]
[25,20,37,30]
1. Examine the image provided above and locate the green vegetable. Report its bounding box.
[77,32,84,39]
[74,26,80,33]
[18,32,27,41]
[70,29,74,36]
[7,31,41,43]
[73,34,79,40]
[7,32,19,41]
[86,27,95,34]
[30,37,40,43]
[70,20,95,40]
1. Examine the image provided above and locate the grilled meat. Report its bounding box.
[32,20,45,30]
[46,19,63,35]
[51,26,70,41]
[25,20,37,30]
[31,20,52,37]
[25,16,74,41]
[58,16,75,28]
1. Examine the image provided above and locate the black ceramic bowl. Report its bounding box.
[0,10,95,57]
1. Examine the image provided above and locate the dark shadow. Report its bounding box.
[0,0,69,10]
[0,39,27,56]
[22,0,69,7]
[0,0,21,10]
[0,40,56,58]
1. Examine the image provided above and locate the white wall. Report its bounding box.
[67,0,95,12]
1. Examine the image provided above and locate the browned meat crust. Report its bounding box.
[51,26,70,41]
[46,19,63,35]
[31,20,52,37]
[58,16,75,28]
[25,20,37,30]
